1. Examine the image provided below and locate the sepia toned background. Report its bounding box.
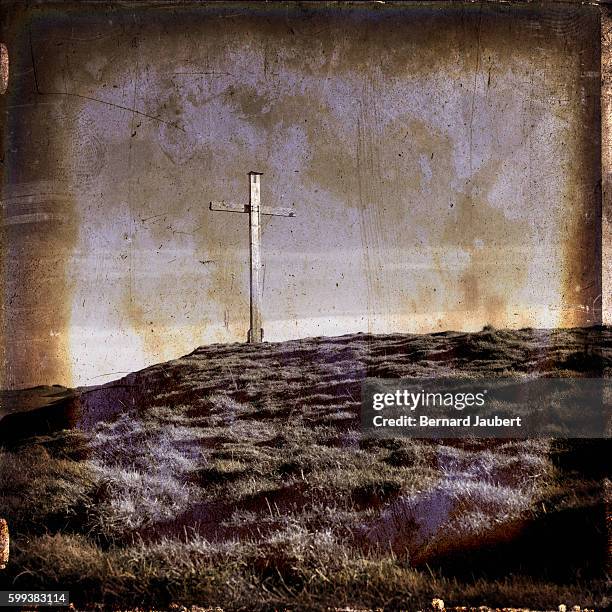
[0,1,603,388]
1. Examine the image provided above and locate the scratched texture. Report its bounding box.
[0,1,602,388]
[602,4,612,328]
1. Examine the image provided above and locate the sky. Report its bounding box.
[1,3,601,387]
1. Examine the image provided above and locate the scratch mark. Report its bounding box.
[29,28,185,132]
[173,71,235,77]
[140,213,168,223]
[468,5,483,172]
[126,27,140,314]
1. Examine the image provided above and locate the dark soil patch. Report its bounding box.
[351,481,402,509]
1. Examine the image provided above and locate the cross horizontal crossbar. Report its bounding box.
[210,201,296,217]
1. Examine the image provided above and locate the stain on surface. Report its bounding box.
[0,2,603,387]
[603,5,612,328]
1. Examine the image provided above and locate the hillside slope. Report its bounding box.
[0,326,610,610]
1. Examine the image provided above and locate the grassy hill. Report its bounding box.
[0,326,610,610]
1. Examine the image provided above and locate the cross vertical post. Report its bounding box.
[209,172,296,344]
[248,171,263,343]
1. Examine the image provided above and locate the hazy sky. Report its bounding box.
[2,4,601,386]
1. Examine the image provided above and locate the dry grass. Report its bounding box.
[0,326,610,610]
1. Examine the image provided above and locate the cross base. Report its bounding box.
[248,328,264,343]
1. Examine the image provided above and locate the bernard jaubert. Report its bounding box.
[372,415,522,428]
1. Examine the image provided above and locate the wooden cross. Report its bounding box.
[210,171,296,343]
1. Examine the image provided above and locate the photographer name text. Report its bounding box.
[371,414,522,428]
